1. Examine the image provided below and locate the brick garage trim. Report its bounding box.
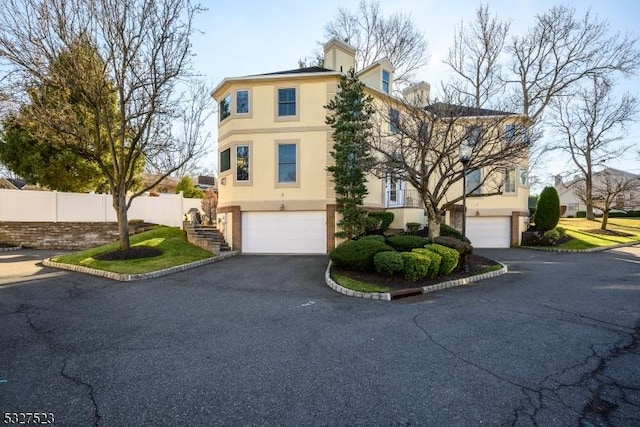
[326,204,336,253]
[0,222,152,250]
[511,211,529,247]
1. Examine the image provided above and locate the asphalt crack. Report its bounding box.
[60,361,101,427]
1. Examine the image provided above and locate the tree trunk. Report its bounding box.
[585,164,594,221]
[426,205,441,240]
[600,211,609,230]
[114,191,130,252]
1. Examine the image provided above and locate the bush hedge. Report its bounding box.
[440,223,470,242]
[425,244,459,274]
[412,248,441,277]
[576,211,586,218]
[373,251,404,276]
[401,252,430,282]
[433,236,473,257]
[329,239,394,271]
[365,211,395,233]
[386,235,430,251]
[359,235,386,243]
[533,186,560,231]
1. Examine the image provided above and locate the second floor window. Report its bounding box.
[390,108,400,134]
[504,168,516,193]
[219,94,231,122]
[466,168,481,195]
[505,124,516,143]
[278,88,296,117]
[220,148,231,173]
[236,145,250,182]
[278,144,297,183]
[236,90,249,114]
[467,125,482,146]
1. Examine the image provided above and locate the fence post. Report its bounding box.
[53,191,58,223]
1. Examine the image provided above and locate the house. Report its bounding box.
[212,38,529,253]
[555,168,640,217]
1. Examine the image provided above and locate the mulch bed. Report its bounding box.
[332,254,501,291]
[583,229,633,237]
[0,242,18,248]
[93,246,162,260]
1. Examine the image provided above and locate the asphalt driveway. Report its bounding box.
[0,247,639,426]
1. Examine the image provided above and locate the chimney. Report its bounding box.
[402,81,431,107]
[323,38,356,74]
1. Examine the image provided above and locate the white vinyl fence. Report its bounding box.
[0,189,202,228]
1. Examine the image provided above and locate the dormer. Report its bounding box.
[402,81,431,107]
[323,38,356,74]
[357,58,394,94]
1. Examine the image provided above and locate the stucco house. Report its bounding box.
[212,38,529,253]
[555,168,640,217]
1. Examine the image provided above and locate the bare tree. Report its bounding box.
[445,4,509,109]
[551,75,639,220]
[0,0,209,251]
[370,88,529,239]
[324,0,428,87]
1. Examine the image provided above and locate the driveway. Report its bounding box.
[0,247,639,426]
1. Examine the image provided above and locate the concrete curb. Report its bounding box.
[324,261,508,301]
[0,245,22,252]
[43,251,239,282]
[521,240,640,253]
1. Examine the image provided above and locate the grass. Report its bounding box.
[475,264,503,275]
[553,218,640,249]
[331,273,392,293]
[52,226,213,274]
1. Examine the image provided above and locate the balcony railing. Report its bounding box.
[385,189,424,209]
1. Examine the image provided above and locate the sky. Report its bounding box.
[190,0,640,192]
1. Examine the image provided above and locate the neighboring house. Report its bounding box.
[555,168,640,217]
[0,178,19,190]
[195,175,216,191]
[212,38,529,253]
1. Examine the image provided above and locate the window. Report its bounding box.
[382,70,390,93]
[219,94,231,122]
[278,144,297,183]
[278,88,296,116]
[568,203,580,211]
[236,145,249,181]
[465,169,481,195]
[467,125,482,146]
[220,148,231,173]
[236,90,249,114]
[390,108,400,134]
[505,168,516,194]
[505,124,516,143]
[519,168,528,186]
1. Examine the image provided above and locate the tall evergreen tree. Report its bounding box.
[326,69,374,240]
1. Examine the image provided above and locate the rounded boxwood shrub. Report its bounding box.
[359,235,386,243]
[401,252,431,282]
[576,211,586,218]
[373,251,404,276]
[329,239,394,271]
[440,223,470,242]
[386,235,430,252]
[533,186,560,231]
[425,244,459,275]
[412,248,441,277]
[365,211,395,234]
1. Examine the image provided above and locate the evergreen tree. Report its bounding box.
[176,176,204,198]
[326,69,374,239]
[533,186,560,231]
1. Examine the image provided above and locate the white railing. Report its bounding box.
[385,189,424,208]
[0,189,202,228]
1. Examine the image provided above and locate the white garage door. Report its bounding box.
[242,211,326,254]
[466,217,511,248]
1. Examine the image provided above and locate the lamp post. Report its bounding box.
[459,144,472,241]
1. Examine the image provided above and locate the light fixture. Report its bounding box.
[459,144,473,241]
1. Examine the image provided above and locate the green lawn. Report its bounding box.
[555,218,640,249]
[331,273,392,293]
[53,226,213,274]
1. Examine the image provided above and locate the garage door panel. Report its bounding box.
[466,217,510,248]
[242,211,326,254]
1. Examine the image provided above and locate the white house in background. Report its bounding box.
[555,167,640,217]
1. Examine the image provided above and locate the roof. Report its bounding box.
[253,66,334,76]
[0,178,18,190]
[425,102,516,117]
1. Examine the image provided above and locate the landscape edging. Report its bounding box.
[43,251,239,281]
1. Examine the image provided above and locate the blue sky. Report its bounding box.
[191,0,640,189]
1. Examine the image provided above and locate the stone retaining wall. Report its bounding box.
[0,222,153,250]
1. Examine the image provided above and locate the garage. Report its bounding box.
[242,211,326,254]
[465,217,511,248]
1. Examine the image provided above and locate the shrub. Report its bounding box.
[576,211,586,218]
[386,235,430,251]
[330,239,394,271]
[439,223,470,242]
[412,249,441,277]
[374,251,404,276]
[406,222,421,232]
[425,244,459,275]
[543,228,561,241]
[401,252,430,282]
[433,236,473,257]
[365,211,395,233]
[533,186,560,231]
[359,235,385,243]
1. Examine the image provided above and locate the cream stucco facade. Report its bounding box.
[212,38,529,253]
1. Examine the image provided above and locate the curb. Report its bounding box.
[43,251,239,281]
[324,261,508,301]
[521,240,640,253]
[0,245,22,252]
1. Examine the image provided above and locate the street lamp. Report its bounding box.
[459,144,473,241]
